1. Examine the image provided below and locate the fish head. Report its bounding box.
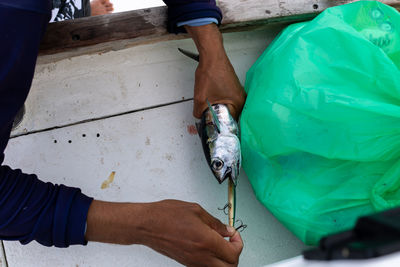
[208,133,241,184]
[197,104,242,185]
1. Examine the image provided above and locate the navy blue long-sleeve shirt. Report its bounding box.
[0,0,222,247]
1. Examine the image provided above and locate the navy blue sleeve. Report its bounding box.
[163,0,223,33]
[0,2,93,247]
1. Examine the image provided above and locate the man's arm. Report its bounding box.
[85,200,243,266]
[163,0,246,119]
[0,3,93,248]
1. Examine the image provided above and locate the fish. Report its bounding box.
[196,102,241,227]
[196,101,241,185]
[197,102,241,227]
[179,48,242,227]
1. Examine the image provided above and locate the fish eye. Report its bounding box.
[212,159,224,171]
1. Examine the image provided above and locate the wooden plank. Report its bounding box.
[13,28,282,136]
[38,0,400,62]
[40,7,168,55]
[3,101,306,267]
[220,0,400,24]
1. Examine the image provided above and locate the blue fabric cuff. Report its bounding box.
[66,191,93,246]
[177,17,218,27]
[166,2,222,34]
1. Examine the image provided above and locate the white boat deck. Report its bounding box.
[1,27,307,266]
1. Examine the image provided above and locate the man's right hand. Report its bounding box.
[85,199,243,267]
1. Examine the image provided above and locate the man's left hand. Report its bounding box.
[185,24,246,120]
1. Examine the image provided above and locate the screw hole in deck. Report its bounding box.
[72,34,80,41]
[313,4,319,9]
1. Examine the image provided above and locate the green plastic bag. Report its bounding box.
[241,1,400,245]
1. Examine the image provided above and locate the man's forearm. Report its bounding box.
[85,200,146,245]
[184,24,227,64]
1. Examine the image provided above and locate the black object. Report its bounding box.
[178,48,200,62]
[12,105,25,130]
[304,207,400,260]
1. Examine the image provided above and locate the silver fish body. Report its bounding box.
[196,104,241,185]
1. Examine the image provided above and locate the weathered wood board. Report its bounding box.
[4,101,306,267]
[220,0,400,24]
[38,0,400,61]
[13,27,284,137]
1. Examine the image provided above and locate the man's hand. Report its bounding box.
[86,200,244,267]
[185,24,246,120]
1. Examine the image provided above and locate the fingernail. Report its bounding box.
[227,225,235,234]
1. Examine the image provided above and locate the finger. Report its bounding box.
[229,231,244,254]
[212,231,243,266]
[193,103,207,119]
[211,232,239,264]
[192,93,208,119]
[226,103,239,121]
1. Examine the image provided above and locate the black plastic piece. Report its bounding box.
[12,104,25,130]
[303,206,400,260]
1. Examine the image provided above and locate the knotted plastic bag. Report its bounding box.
[241,1,400,245]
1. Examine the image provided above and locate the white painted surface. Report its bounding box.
[266,253,400,267]
[12,27,284,137]
[4,101,306,267]
[0,242,6,267]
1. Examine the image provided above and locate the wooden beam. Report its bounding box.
[219,0,400,24]
[38,0,400,62]
[40,7,168,56]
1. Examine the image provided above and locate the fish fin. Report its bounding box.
[206,99,221,133]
